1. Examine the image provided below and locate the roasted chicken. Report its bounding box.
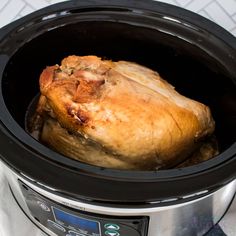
[30,55,216,170]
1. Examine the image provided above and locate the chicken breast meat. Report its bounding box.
[31,55,215,170]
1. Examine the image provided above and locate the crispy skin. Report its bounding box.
[35,55,215,170]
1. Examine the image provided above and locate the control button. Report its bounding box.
[104,223,120,230]
[105,231,120,236]
[68,225,76,231]
[68,230,83,236]
[47,220,66,232]
[66,234,82,236]
[36,201,50,212]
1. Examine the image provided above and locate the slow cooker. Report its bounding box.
[0,1,236,236]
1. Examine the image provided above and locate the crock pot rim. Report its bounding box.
[1,0,236,50]
[0,0,236,203]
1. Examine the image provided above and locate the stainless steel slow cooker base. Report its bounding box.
[4,164,236,236]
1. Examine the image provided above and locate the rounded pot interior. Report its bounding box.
[2,10,236,155]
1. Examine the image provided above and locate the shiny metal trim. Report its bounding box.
[3,164,236,236]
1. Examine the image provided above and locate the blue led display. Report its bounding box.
[53,207,100,235]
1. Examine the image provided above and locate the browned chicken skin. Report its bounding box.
[32,55,216,170]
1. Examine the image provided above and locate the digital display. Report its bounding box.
[52,207,100,236]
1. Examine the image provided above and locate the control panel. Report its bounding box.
[18,180,149,236]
